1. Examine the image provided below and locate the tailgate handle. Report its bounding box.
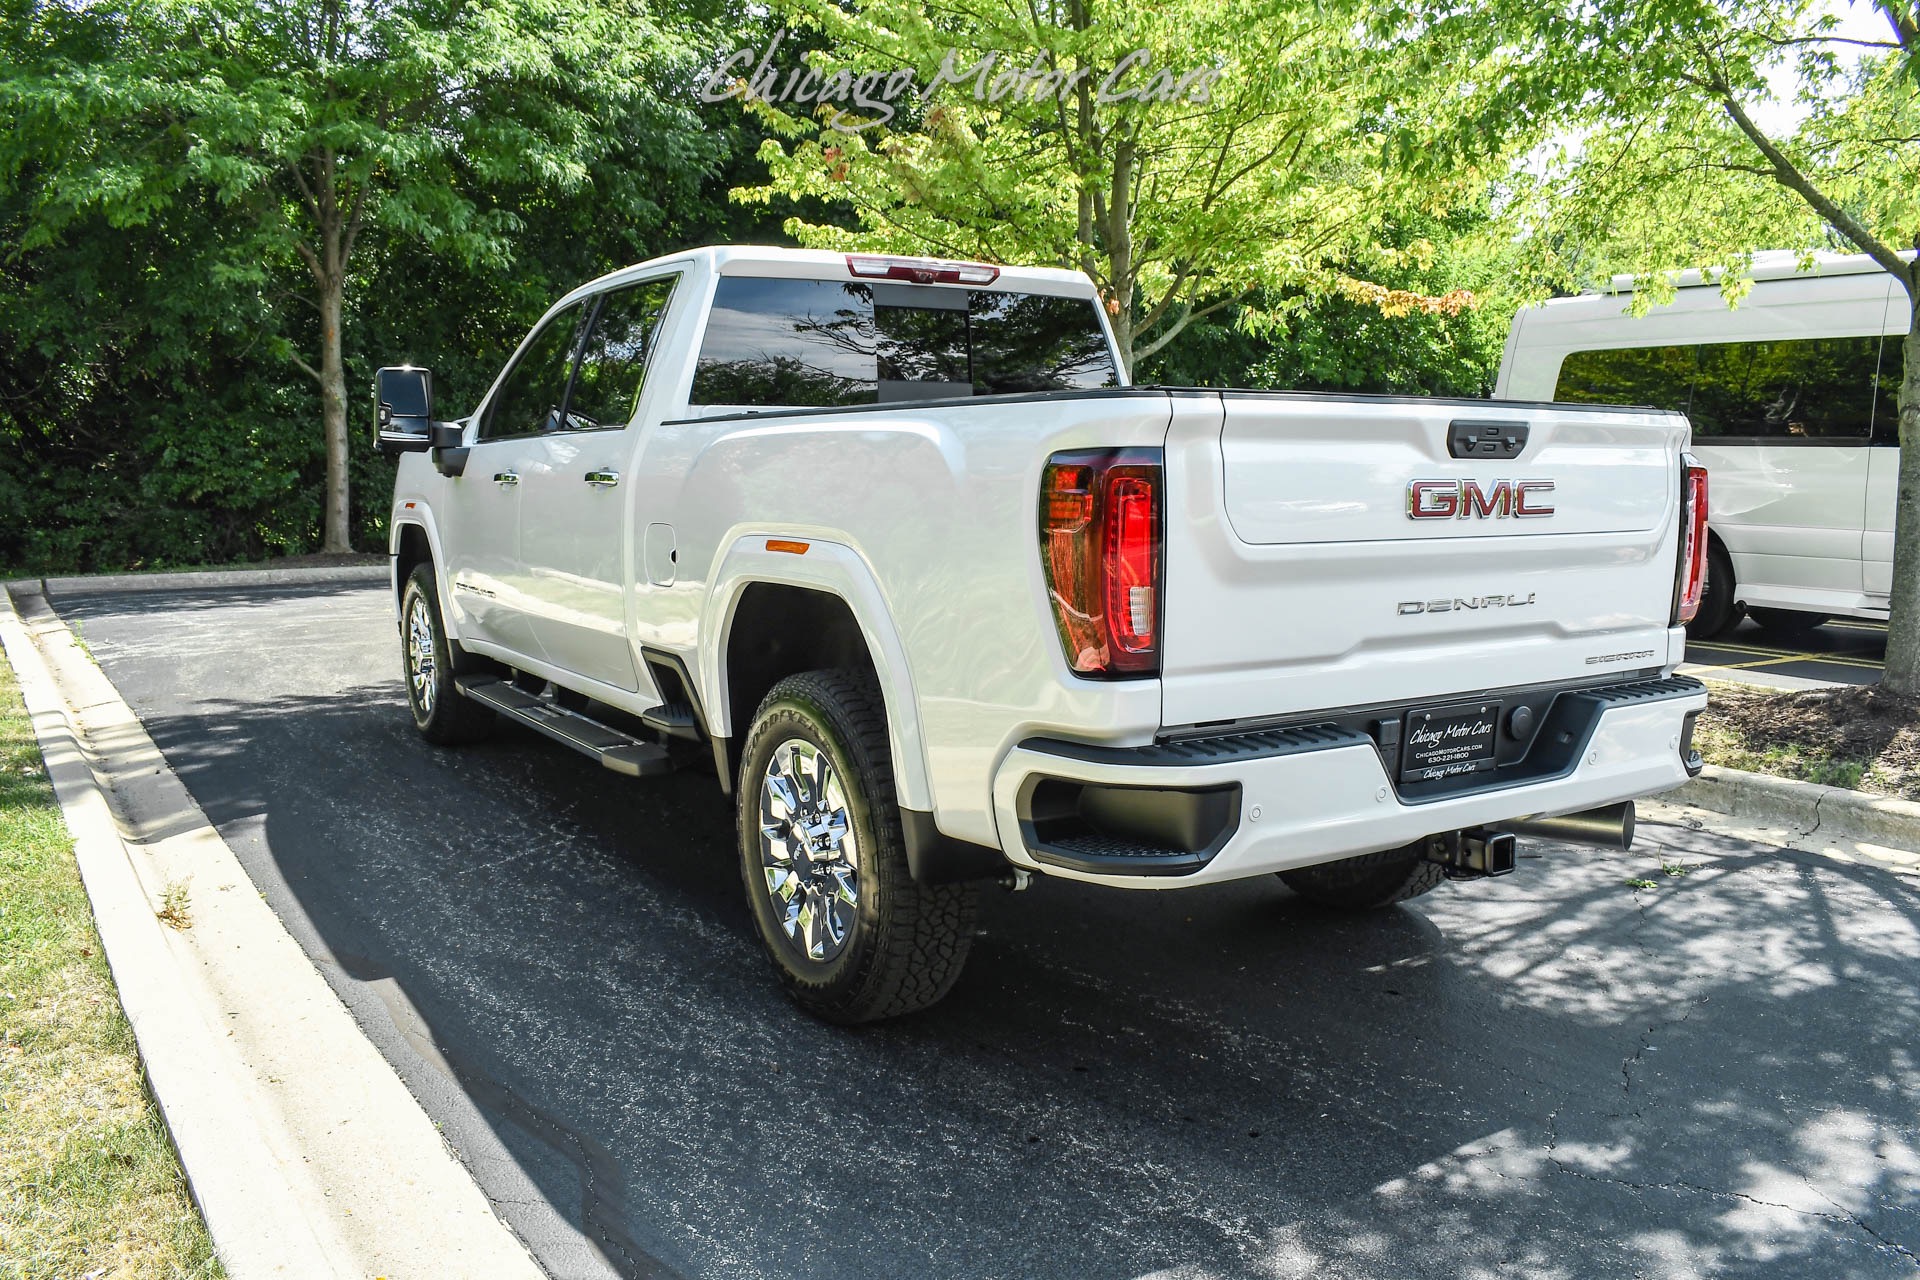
[1449,420,1529,460]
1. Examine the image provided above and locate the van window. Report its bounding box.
[1555,336,1887,440]
[1553,345,1694,414]
[690,276,1118,407]
[1872,341,1900,442]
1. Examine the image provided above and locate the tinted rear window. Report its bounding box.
[1555,337,1892,440]
[691,276,1117,407]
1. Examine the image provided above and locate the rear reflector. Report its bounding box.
[1674,458,1709,624]
[1039,449,1163,677]
[846,254,1000,286]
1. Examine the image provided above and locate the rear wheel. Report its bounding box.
[1686,542,1740,639]
[1279,843,1445,910]
[400,563,495,745]
[1747,607,1829,643]
[737,670,977,1023]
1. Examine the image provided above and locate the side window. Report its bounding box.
[480,302,587,441]
[692,277,879,407]
[565,276,680,431]
[1555,337,1885,440]
[1688,337,1879,440]
[1553,345,1696,413]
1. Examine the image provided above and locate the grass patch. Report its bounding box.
[1697,681,1920,800]
[0,651,222,1277]
[1693,722,1868,789]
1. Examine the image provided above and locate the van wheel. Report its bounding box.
[1279,844,1445,910]
[400,563,494,745]
[1748,607,1828,642]
[1686,543,1739,639]
[737,670,977,1023]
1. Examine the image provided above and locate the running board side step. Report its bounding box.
[456,676,674,777]
[639,701,702,740]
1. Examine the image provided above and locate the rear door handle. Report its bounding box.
[492,471,519,486]
[584,470,620,488]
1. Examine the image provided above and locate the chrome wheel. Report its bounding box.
[757,738,859,963]
[406,594,437,717]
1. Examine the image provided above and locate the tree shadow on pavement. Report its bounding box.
[122,683,1920,1280]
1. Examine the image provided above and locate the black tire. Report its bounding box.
[736,670,977,1023]
[1279,842,1446,911]
[1747,607,1829,642]
[400,563,495,746]
[1686,542,1740,639]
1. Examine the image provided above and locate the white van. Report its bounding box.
[1497,250,1904,638]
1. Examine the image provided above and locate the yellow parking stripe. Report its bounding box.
[1781,654,1886,670]
[1682,652,1884,673]
[1687,643,1884,667]
[1689,639,1813,658]
[1714,656,1825,671]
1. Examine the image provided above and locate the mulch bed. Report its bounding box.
[1700,683,1920,800]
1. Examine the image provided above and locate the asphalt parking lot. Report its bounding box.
[1683,617,1887,690]
[49,581,1920,1279]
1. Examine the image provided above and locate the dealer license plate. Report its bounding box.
[1400,701,1500,783]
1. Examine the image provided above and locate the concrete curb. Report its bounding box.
[28,564,389,597]
[1656,763,1920,869]
[0,584,544,1280]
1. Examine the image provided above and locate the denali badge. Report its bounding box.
[1407,478,1556,519]
[1399,593,1537,615]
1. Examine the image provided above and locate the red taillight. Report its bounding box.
[1674,459,1709,624]
[1040,449,1162,677]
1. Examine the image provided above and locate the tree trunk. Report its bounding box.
[318,269,351,554]
[1882,287,1920,693]
[1106,138,1137,378]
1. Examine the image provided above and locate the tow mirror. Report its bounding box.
[374,366,435,455]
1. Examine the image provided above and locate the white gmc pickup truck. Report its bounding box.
[376,245,1709,1023]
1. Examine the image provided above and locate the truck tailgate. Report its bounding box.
[1160,391,1690,728]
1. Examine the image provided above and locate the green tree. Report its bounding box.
[1143,212,1514,395]
[2,0,713,553]
[1416,0,1920,688]
[725,0,1487,375]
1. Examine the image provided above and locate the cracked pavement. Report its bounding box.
[50,580,1920,1279]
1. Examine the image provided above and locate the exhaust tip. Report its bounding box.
[1507,801,1636,852]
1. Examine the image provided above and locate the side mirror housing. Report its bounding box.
[374,366,435,454]
[430,420,470,478]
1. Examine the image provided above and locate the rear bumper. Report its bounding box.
[989,675,1707,889]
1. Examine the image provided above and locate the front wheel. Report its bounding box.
[400,563,495,745]
[737,670,977,1023]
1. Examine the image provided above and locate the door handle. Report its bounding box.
[492,471,519,486]
[584,470,620,488]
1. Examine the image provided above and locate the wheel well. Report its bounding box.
[721,583,880,782]
[394,524,432,610]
